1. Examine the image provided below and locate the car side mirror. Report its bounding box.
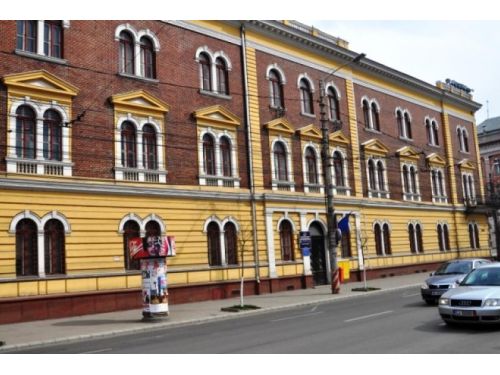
[429,272,435,276]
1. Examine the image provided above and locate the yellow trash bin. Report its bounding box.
[338,260,351,282]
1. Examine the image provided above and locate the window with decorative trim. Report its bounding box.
[299,76,314,116]
[332,149,350,196]
[408,222,424,253]
[326,84,340,122]
[224,222,238,265]
[461,172,476,206]
[279,219,295,261]
[267,67,285,112]
[362,97,381,131]
[195,47,232,98]
[430,168,447,203]
[401,163,420,201]
[395,108,412,140]
[10,211,70,278]
[115,24,159,80]
[367,157,389,198]
[374,221,391,256]
[425,117,439,146]
[457,126,470,153]
[204,216,240,267]
[111,90,169,183]
[123,220,141,271]
[437,222,451,251]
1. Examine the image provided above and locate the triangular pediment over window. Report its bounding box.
[426,153,447,166]
[458,159,476,170]
[361,139,389,156]
[264,117,295,135]
[296,124,322,140]
[396,145,421,161]
[329,130,350,145]
[3,70,79,101]
[111,90,170,117]
[193,105,241,129]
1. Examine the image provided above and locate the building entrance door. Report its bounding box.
[309,222,327,285]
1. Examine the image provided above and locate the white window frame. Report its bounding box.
[408,221,423,254]
[302,142,323,194]
[400,162,421,201]
[114,115,167,183]
[331,147,351,196]
[430,167,448,203]
[366,156,389,198]
[6,98,73,176]
[195,46,232,98]
[198,127,240,188]
[461,171,476,205]
[270,136,295,192]
[361,96,381,131]
[395,107,413,140]
[297,74,315,117]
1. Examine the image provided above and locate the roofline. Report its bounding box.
[243,20,482,113]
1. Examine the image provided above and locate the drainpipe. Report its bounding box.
[240,23,261,288]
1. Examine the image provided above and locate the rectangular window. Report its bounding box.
[44,21,62,58]
[17,20,37,53]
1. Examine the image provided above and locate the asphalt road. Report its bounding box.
[10,286,500,354]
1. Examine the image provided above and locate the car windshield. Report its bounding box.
[461,268,500,286]
[434,261,472,275]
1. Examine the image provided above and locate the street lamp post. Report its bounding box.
[319,53,365,294]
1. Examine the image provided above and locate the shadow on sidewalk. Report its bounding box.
[52,319,142,326]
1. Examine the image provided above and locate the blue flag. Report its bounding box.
[338,213,351,234]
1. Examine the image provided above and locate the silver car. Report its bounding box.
[439,263,500,325]
[421,258,491,305]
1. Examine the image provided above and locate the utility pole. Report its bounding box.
[318,52,365,294]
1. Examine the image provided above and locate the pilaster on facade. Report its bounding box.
[441,111,459,205]
[345,79,363,197]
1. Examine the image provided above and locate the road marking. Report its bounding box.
[344,310,393,323]
[402,292,420,298]
[81,348,113,354]
[271,311,323,322]
[310,304,319,312]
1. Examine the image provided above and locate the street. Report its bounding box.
[8,286,500,354]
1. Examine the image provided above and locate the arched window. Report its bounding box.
[300,78,314,115]
[142,124,157,170]
[443,224,450,250]
[202,134,216,176]
[305,147,318,184]
[121,121,137,168]
[474,224,480,249]
[220,136,232,177]
[279,220,295,261]
[16,219,38,276]
[437,224,444,251]
[397,110,405,138]
[199,52,212,92]
[16,21,37,53]
[119,31,135,75]
[215,57,229,95]
[16,105,36,159]
[402,165,410,194]
[140,37,156,79]
[273,141,288,181]
[409,224,416,253]
[327,87,340,121]
[383,223,392,255]
[362,99,370,128]
[416,224,423,253]
[123,220,140,271]
[207,222,221,266]
[404,112,412,139]
[269,69,284,109]
[44,219,65,275]
[463,131,469,152]
[43,109,62,161]
[371,102,380,131]
[368,159,376,190]
[374,223,383,255]
[224,222,238,265]
[333,151,345,187]
[377,161,385,191]
[145,220,161,238]
[432,122,439,146]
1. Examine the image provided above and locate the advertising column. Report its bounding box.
[129,236,176,319]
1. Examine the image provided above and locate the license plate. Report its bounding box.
[431,291,442,296]
[453,309,475,317]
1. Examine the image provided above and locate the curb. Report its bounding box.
[0,282,422,353]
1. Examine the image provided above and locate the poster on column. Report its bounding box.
[141,258,168,315]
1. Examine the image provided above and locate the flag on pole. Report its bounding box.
[338,213,351,234]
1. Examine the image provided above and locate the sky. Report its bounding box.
[299,20,500,125]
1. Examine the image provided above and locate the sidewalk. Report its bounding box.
[0,273,426,352]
